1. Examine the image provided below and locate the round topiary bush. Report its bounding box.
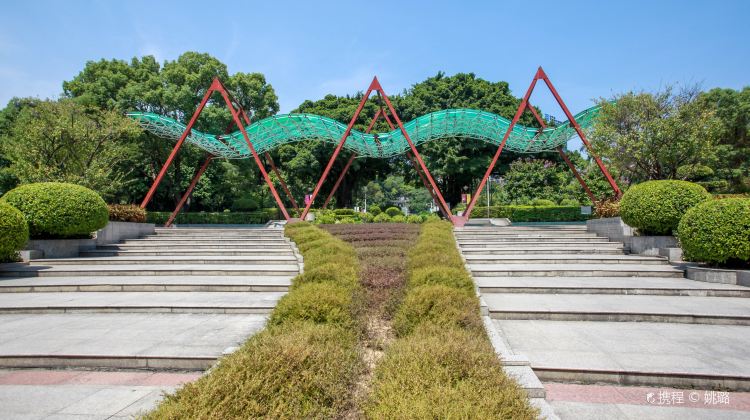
[531,198,556,206]
[385,206,402,217]
[619,180,710,235]
[678,198,750,266]
[373,213,391,223]
[369,205,382,216]
[0,202,29,262]
[1,182,109,238]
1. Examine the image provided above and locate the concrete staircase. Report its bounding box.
[457,224,750,395]
[0,227,298,370]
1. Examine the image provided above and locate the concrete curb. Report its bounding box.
[0,354,214,370]
[687,266,750,286]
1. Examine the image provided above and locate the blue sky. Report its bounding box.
[1,0,748,119]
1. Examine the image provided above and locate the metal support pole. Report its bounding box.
[375,78,454,221]
[215,80,291,220]
[300,80,377,220]
[322,153,356,209]
[264,152,299,211]
[165,155,214,227]
[464,70,541,220]
[140,83,216,209]
[526,100,597,204]
[537,68,621,197]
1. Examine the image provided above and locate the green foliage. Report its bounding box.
[333,208,355,216]
[531,198,556,206]
[406,215,423,224]
[504,159,567,204]
[410,266,475,292]
[678,198,750,266]
[0,202,28,262]
[269,283,356,330]
[146,209,278,225]
[144,323,361,419]
[470,205,589,222]
[591,86,722,184]
[365,325,538,419]
[620,180,711,235]
[373,213,391,223]
[230,197,259,212]
[314,213,336,224]
[294,262,359,290]
[368,205,381,216]
[1,182,108,238]
[385,206,403,217]
[0,99,141,200]
[390,215,406,223]
[393,285,481,337]
[107,204,146,223]
[560,198,580,206]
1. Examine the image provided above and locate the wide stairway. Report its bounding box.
[457,224,750,418]
[0,227,298,370]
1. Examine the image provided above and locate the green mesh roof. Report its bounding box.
[126,105,600,159]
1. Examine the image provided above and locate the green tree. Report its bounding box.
[0,100,141,200]
[591,86,723,184]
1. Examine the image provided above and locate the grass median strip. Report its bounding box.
[364,221,539,419]
[144,222,363,419]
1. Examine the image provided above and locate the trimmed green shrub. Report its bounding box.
[424,214,441,222]
[410,266,475,292]
[145,323,361,419]
[560,198,580,206]
[314,213,336,224]
[0,202,28,262]
[385,206,403,217]
[470,205,589,222]
[369,205,382,216]
[333,208,355,216]
[406,215,423,224]
[531,198,556,206]
[230,197,259,211]
[391,215,406,223]
[620,180,711,235]
[678,198,750,265]
[365,325,538,419]
[1,182,108,238]
[107,204,146,223]
[393,285,481,336]
[360,213,374,223]
[269,283,356,330]
[146,209,277,225]
[373,213,391,223]
[294,262,359,290]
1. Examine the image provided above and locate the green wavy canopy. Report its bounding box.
[126,105,600,159]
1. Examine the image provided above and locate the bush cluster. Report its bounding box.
[0,202,28,262]
[367,220,537,418]
[470,205,589,222]
[1,182,108,238]
[620,180,710,235]
[108,204,147,223]
[146,209,278,225]
[678,198,750,266]
[145,222,363,418]
[385,206,403,217]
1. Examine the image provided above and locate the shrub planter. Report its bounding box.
[686,266,750,286]
[25,238,96,258]
[96,221,155,245]
[586,217,633,243]
[628,235,679,256]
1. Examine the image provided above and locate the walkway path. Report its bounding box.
[456,224,750,419]
[0,226,298,418]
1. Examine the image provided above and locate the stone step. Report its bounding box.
[470,263,684,278]
[0,313,268,370]
[0,291,284,314]
[461,247,623,255]
[466,254,666,265]
[484,293,750,325]
[496,319,750,391]
[458,237,611,244]
[99,243,291,250]
[458,226,587,231]
[80,249,293,257]
[31,255,298,266]
[475,277,750,298]
[0,263,299,277]
[0,276,293,293]
[151,233,285,239]
[455,233,601,239]
[458,240,619,248]
[154,227,281,233]
[121,239,289,246]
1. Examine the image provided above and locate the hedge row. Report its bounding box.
[365,221,538,418]
[146,209,279,225]
[620,180,711,235]
[679,198,750,266]
[145,223,363,418]
[470,205,589,222]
